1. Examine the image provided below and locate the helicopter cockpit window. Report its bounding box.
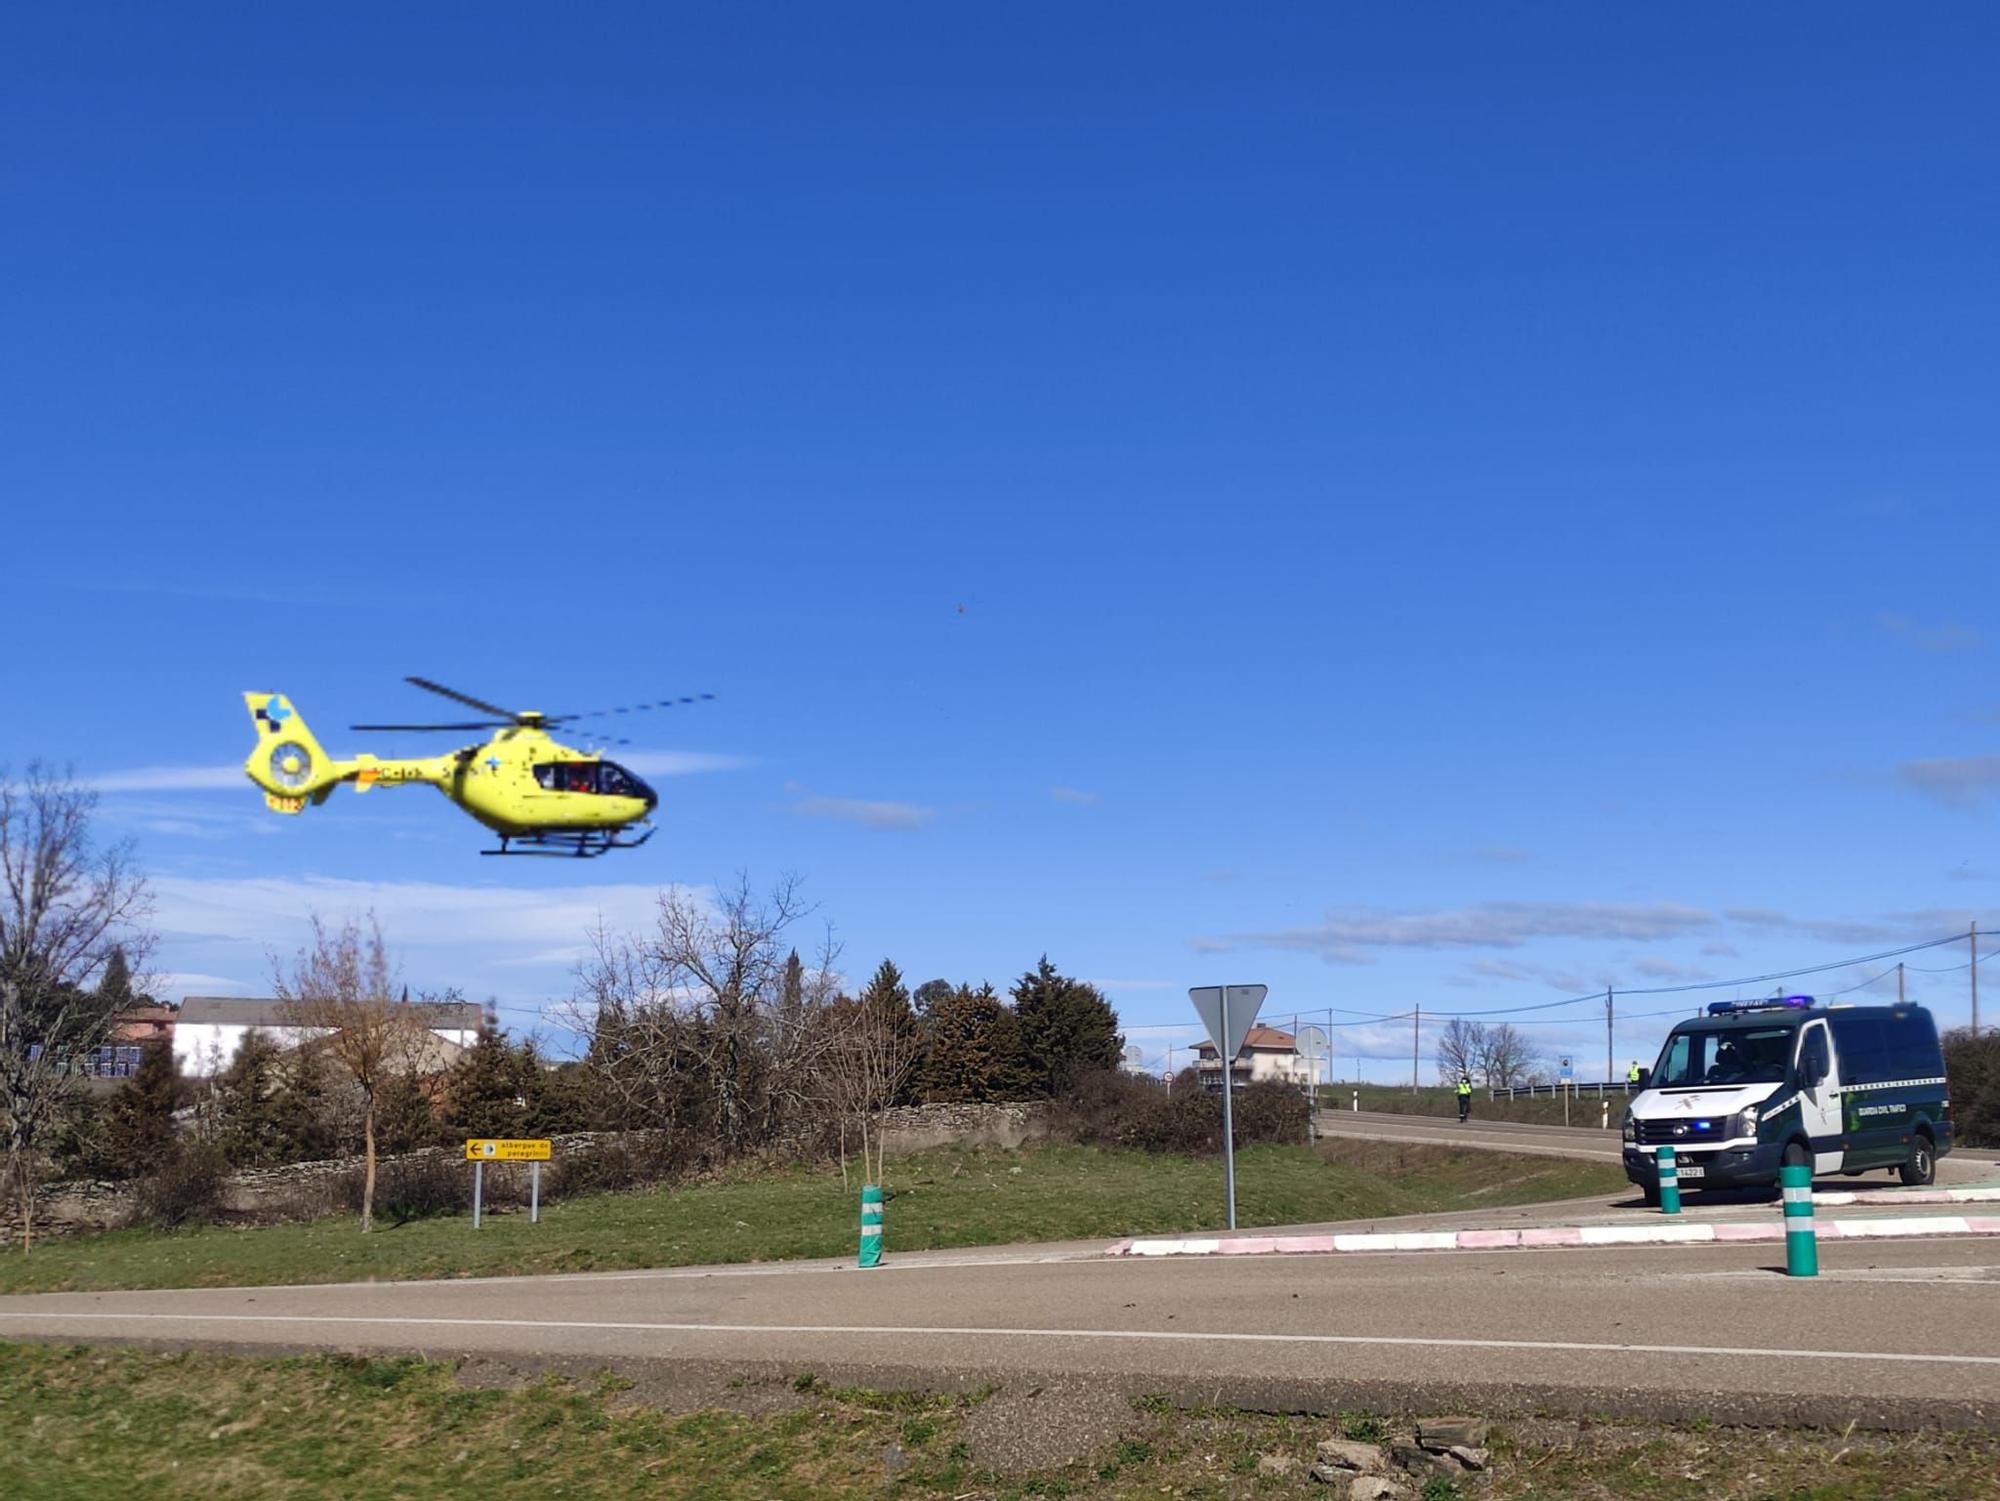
[597,762,641,798]
[533,763,601,794]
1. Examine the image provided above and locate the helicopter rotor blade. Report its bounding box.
[404,677,520,720]
[351,721,510,733]
[547,693,717,725]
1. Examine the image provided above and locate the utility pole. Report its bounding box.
[1412,1005,1420,1092]
[1898,962,1905,1006]
[1973,921,1980,1035]
[1604,987,1614,1087]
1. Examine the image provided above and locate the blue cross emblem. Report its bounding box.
[485,756,502,772]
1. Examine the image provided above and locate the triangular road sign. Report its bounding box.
[1189,984,1267,1064]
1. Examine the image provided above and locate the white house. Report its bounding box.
[1190,1025,1313,1091]
[173,995,484,1076]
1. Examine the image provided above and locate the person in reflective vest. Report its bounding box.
[1626,1060,1642,1087]
[1456,1072,1473,1122]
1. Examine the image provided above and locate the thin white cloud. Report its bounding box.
[1210,900,1714,963]
[1875,612,1981,654]
[1048,786,1100,806]
[1897,754,2000,808]
[88,765,244,793]
[152,972,249,996]
[1629,956,1713,982]
[150,875,690,956]
[605,751,751,777]
[783,782,935,832]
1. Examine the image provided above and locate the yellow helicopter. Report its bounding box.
[241,677,713,857]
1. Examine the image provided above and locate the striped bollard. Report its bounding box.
[1655,1145,1681,1215]
[858,1184,884,1268]
[1781,1161,1818,1277]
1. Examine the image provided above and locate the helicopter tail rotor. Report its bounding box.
[241,692,344,810]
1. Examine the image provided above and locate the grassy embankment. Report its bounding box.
[0,1140,1624,1296]
[1322,1082,1638,1130]
[4,1343,1994,1501]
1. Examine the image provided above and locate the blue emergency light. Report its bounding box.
[1705,995,1815,1017]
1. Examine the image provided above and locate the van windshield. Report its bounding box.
[1653,1025,1797,1089]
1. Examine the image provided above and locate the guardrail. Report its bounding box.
[1487,1081,1640,1100]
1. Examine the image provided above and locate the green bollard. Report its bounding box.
[858,1184,884,1269]
[1655,1145,1681,1215]
[1781,1161,1818,1277]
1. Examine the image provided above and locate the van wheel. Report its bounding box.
[1900,1135,1936,1187]
[1639,1180,1660,1207]
[1782,1141,1810,1170]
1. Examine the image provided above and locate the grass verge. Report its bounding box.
[0,1141,1626,1296]
[3,1342,1995,1500]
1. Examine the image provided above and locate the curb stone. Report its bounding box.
[1105,1214,2000,1258]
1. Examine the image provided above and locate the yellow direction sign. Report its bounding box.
[464,1138,551,1161]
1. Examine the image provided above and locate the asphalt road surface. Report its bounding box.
[6,1235,1999,1427]
[1318,1108,2000,1185]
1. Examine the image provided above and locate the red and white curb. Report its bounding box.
[1792,1184,2000,1208]
[1105,1215,2000,1258]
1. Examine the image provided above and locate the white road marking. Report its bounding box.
[3,1310,1999,1368]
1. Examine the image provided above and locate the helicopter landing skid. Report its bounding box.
[481,826,656,858]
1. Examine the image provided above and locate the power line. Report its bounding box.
[1372,927,1984,1022]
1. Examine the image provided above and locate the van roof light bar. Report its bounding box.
[1705,995,1815,1017]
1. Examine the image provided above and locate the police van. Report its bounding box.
[1621,996,1952,1203]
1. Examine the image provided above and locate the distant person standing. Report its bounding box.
[1456,1071,1473,1122]
[1627,1060,1643,1088]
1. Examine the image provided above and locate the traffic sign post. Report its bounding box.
[1188,984,1267,1231]
[464,1139,553,1230]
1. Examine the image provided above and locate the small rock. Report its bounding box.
[1448,1445,1490,1471]
[1315,1438,1388,1472]
[1391,1442,1459,1478]
[1347,1477,1413,1501]
[1417,1417,1489,1451]
[881,1443,908,1475]
[1256,1452,1297,1477]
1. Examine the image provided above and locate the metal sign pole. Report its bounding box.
[1220,985,1237,1230]
[530,1161,541,1224]
[473,1160,484,1230]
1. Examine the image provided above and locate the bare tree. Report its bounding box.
[822,990,921,1187]
[274,914,420,1233]
[1477,1022,1540,1089]
[565,873,824,1155]
[0,766,152,1251]
[1435,1016,1486,1084]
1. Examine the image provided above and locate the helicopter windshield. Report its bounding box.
[532,761,654,803]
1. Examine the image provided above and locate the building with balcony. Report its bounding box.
[1190,1025,1312,1091]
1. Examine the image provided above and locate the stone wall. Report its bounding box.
[877,1101,1050,1156]
[4,1107,1048,1242]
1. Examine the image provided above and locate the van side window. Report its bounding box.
[1796,1028,1830,1086]
[1881,1012,1940,1080]
[1661,1034,1690,1083]
[1830,1016,1883,1085]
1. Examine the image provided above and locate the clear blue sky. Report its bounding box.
[6,5,1998,1077]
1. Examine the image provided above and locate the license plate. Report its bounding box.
[1676,1164,1704,1179]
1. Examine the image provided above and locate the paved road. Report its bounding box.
[1318,1108,2000,1185]
[6,1236,1999,1426]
